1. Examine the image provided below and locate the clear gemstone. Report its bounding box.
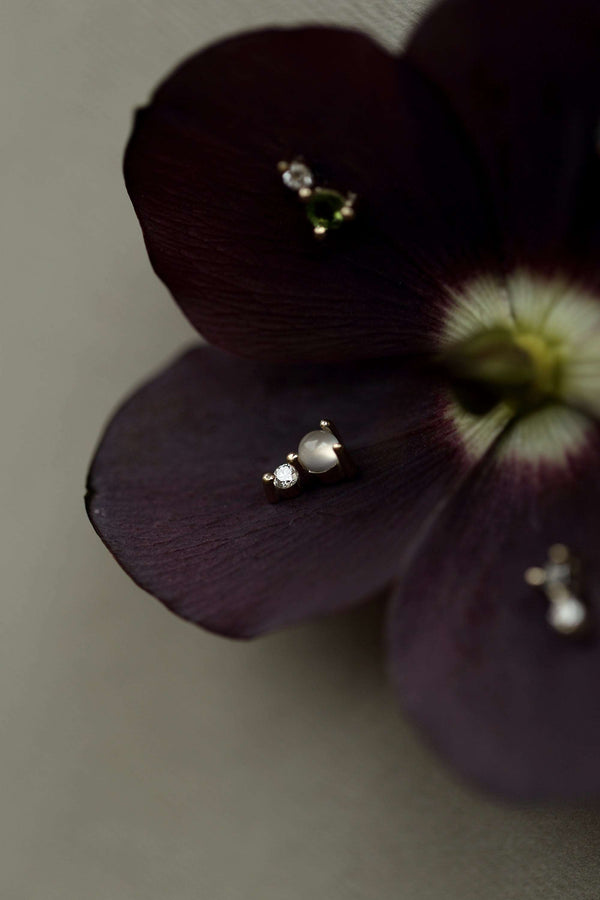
[273,463,299,489]
[548,597,587,635]
[282,162,314,191]
[297,430,339,474]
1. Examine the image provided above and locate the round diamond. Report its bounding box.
[273,463,299,490]
[297,430,339,474]
[548,597,587,635]
[282,162,314,191]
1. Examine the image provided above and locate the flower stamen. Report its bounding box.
[441,326,564,416]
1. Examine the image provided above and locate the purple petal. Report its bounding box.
[124,27,499,361]
[388,414,600,799]
[408,0,600,280]
[87,347,495,638]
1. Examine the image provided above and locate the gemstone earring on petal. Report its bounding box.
[525,544,589,636]
[278,158,357,239]
[263,419,357,503]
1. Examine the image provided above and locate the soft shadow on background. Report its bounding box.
[3,0,600,897]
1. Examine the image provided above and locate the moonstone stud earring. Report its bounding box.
[278,158,357,239]
[525,544,589,636]
[263,420,357,503]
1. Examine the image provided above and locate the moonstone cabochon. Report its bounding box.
[124,27,500,362]
[86,348,503,639]
[297,430,339,474]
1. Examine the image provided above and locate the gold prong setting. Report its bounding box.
[524,544,589,636]
[340,192,357,221]
[263,420,357,503]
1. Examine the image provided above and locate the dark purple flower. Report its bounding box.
[86,0,600,799]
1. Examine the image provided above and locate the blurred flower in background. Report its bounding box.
[86,0,600,799]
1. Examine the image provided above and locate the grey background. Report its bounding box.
[3,0,600,897]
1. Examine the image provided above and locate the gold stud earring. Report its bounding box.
[263,420,357,503]
[278,158,357,239]
[525,544,588,636]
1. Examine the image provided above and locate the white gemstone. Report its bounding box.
[548,597,587,635]
[282,161,314,191]
[297,430,339,474]
[273,463,299,490]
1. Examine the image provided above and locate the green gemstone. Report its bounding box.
[305,189,346,231]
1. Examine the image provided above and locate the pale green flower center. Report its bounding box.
[442,326,564,415]
[440,271,600,464]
